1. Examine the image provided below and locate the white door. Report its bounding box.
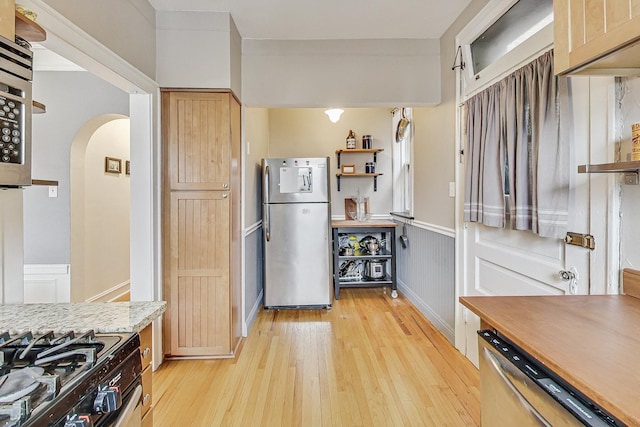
[456,76,617,366]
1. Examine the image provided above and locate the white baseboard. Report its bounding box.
[85,281,131,302]
[24,264,71,303]
[397,278,455,343]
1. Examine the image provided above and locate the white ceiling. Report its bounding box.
[147,0,472,40]
[32,0,473,72]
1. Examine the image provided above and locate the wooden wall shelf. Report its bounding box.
[15,12,46,42]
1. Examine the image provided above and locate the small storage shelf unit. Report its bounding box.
[332,219,397,299]
[335,148,384,191]
[578,160,640,185]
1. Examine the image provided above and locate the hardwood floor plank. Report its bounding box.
[153,288,480,426]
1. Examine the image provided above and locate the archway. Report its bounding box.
[70,114,131,302]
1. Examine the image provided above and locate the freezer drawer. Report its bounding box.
[263,202,332,308]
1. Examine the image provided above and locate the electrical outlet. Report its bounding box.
[49,186,58,198]
[448,182,455,198]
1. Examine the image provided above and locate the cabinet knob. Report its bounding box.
[223,183,229,189]
[143,393,151,406]
[223,193,228,199]
[141,347,151,359]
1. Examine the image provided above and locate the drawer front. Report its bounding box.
[141,366,153,416]
[139,324,152,370]
[142,406,153,427]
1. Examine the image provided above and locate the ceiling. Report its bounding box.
[146,0,473,40]
[32,0,473,72]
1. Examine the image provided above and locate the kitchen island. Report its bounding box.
[0,300,166,333]
[460,294,640,427]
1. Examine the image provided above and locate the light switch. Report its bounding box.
[448,182,455,198]
[49,186,57,198]
[246,141,251,156]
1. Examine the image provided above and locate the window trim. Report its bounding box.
[457,0,554,99]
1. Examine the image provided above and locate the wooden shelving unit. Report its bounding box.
[335,148,384,191]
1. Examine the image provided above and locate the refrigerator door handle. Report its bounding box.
[264,165,271,241]
[265,204,271,242]
[264,164,271,204]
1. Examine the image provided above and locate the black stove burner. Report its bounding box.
[0,330,140,427]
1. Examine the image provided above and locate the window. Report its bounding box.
[457,0,553,97]
[392,107,412,215]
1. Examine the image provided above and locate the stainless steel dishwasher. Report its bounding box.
[478,330,624,427]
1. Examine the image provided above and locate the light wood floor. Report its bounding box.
[152,288,480,426]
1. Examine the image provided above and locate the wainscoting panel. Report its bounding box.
[394,221,455,343]
[244,222,263,333]
[24,264,71,303]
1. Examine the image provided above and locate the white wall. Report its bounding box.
[156,11,238,90]
[267,108,393,218]
[23,72,130,265]
[244,108,269,226]
[41,0,156,79]
[615,77,640,274]
[242,39,441,107]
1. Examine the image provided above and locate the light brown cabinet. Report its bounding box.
[554,0,640,75]
[162,90,242,358]
[139,324,153,426]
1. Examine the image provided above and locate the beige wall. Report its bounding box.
[268,108,393,217]
[244,108,270,226]
[412,0,490,229]
[81,119,131,301]
[71,115,130,302]
[42,0,156,79]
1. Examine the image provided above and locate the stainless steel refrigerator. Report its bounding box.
[262,157,333,309]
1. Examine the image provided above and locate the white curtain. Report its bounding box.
[464,50,569,239]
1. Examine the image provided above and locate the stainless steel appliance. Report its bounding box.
[0,329,142,426]
[478,330,622,427]
[0,35,32,187]
[262,157,332,309]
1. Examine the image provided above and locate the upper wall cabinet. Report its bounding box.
[164,91,232,191]
[554,0,640,75]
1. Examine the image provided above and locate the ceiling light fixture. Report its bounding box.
[324,108,344,123]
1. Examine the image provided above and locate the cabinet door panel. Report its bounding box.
[169,191,230,356]
[584,0,604,44]
[569,0,586,51]
[606,1,631,31]
[167,92,230,190]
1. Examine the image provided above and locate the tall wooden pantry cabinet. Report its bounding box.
[161,90,242,357]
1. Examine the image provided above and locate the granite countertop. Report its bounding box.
[0,301,167,334]
[460,295,640,427]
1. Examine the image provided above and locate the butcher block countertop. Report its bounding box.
[331,219,397,228]
[0,301,166,334]
[460,294,640,427]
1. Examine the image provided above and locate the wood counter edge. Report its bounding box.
[331,220,397,228]
[458,295,639,427]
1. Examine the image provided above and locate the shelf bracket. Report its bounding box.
[373,152,378,163]
[336,152,341,169]
[337,175,341,191]
[374,176,378,192]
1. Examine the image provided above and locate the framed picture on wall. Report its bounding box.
[341,164,356,174]
[125,160,130,175]
[105,157,122,174]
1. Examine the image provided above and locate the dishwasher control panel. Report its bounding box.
[478,330,623,427]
